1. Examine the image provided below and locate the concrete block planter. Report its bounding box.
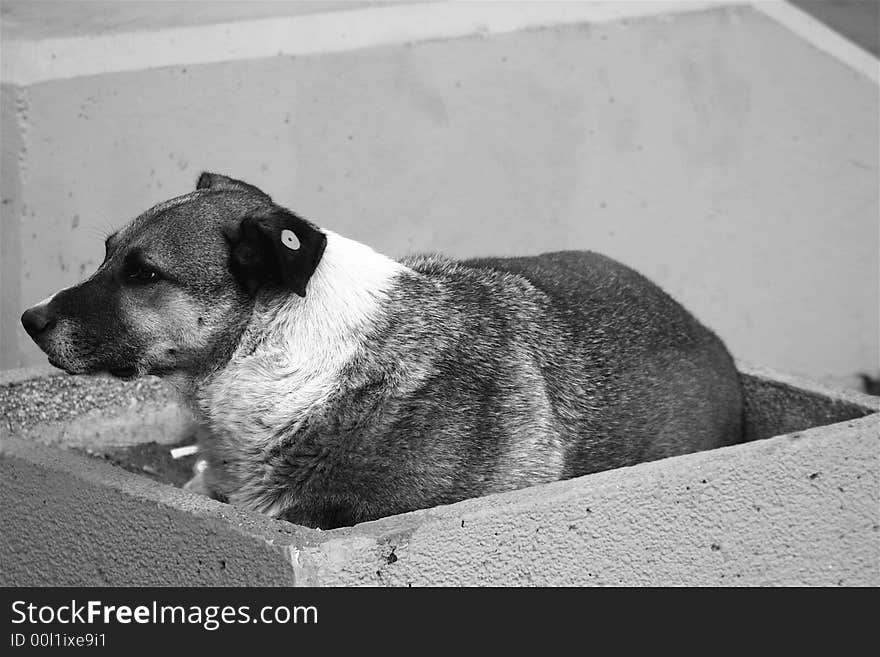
[2,1,878,586]
[1,364,876,586]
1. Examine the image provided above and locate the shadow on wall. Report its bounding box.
[860,374,880,395]
[792,0,880,56]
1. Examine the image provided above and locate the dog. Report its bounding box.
[21,173,743,529]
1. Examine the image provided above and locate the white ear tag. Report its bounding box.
[281,229,300,251]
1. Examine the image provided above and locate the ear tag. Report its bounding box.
[281,229,300,251]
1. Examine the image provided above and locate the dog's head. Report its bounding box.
[20,173,326,380]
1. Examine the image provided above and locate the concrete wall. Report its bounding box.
[0,364,877,586]
[1,1,878,383]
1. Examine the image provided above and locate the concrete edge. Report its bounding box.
[328,410,880,538]
[4,1,877,87]
[0,367,177,438]
[1,364,877,584]
[1,0,742,85]
[297,409,879,585]
[735,359,880,413]
[0,430,323,551]
[13,402,190,449]
[0,364,87,385]
[753,0,879,82]
[4,393,876,566]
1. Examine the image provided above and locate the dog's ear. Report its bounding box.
[196,172,270,198]
[225,208,327,298]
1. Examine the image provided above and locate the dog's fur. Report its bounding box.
[22,173,743,529]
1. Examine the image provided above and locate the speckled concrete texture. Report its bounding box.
[0,367,187,449]
[1,367,172,429]
[1,364,877,585]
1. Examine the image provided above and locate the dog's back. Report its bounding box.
[457,250,743,475]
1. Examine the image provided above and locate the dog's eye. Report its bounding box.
[124,263,161,284]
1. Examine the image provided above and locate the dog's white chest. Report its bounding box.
[202,345,351,448]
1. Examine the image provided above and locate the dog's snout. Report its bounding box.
[21,305,56,338]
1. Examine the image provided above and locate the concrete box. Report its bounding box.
[1,363,877,586]
[2,0,878,587]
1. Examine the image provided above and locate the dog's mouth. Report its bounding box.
[108,366,139,380]
[48,357,85,376]
[47,356,139,380]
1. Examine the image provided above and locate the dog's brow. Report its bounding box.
[122,247,148,265]
[104,231,119,251]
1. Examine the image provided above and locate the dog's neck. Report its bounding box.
[256,229,406,356]
[192,231,407,486]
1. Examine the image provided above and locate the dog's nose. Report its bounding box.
[21,306,56,338]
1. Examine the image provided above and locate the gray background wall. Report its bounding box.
[1,1,878,383]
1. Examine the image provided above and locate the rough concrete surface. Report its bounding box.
[1,364,877,586]
[0,435,311,586]
[299,413,878,586]
[1,4,877,383]
[0,367,186,449]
